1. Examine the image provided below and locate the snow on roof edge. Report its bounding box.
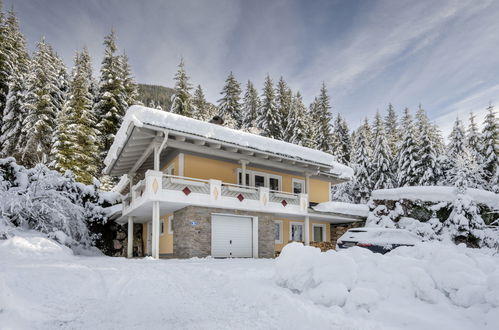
[313,202,369,217]
[371,186,499,210]
[105,105,354,179]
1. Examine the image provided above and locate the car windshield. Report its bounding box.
[341,228,420,245]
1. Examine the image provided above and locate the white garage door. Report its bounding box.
[211,214,253,258]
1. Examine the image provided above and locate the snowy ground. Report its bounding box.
[1,236,498,330]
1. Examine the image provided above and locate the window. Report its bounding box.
[313,224,326,242]
[238,172,250,186]
[160,219,165,236]
[254,174,265,187]
[274,220,283,244]
[168,215,174,234]
[236,169,282,191]
[269,177,280,191]
[165,164,175,176]
[292,178,305,194]
[290,222,303,242]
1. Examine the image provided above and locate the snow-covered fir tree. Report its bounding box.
[51,49,99,184]
[241,80,259,129]
[257,75,280,138]
[371,112,394,190]
[0,4,8,133]
[302,98,319,149]
[18,38,67,167]
[329,114,351,164]
[310,83,333,152]
[384,103,400,158]
[447,153,484,189]
[218,71,242,127]
[0,8,29,158]
[350,119,373,203]
[120,52,139,109]
[396,109,419,187]
[447,117,468,160]
[466,112,483,165]
[170,58,192,117]
[480,105,498,186]
[192,85,212,120]
[416,121,440,186]
[275,77,292,140]
[285,92,307,145]
[94,30,127,161]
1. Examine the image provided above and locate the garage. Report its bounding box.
[211,214,254,258]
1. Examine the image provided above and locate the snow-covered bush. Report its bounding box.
[0,158,119,252]
[367,186,499,248]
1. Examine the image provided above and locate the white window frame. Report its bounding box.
[289,222,304,242]
[165,163,175,176]
[274,220,283,244]
[168,215,174,234]
[160,218,165,236]
[312,224,326,242]
[236,168,282,191]
[292,178,305,194]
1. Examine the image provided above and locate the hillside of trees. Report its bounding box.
[0,3,497,204]
[137,84,175,111]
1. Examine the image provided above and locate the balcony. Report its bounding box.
[122,170,309,219]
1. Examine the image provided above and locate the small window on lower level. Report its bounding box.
[290,223,303,242]
[274,220,283,244]
[313,224,326,242]
[168,215,174,234]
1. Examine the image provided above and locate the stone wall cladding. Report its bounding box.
[173,206,275,258]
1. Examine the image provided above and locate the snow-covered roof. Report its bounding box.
[313,202,369,218]
[104,105,354,179]
[372,186,499,210]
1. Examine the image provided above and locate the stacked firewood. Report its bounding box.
[310,241,336,251]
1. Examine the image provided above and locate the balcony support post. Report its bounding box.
[304,215,310,246]
[127,216,134,258]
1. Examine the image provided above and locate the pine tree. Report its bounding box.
[285,92,308,145]
[51,50,99,184]
[0,8,29,158]
[218,72,242,127]
[396,109,419,186]
[170,58,192,117]
[330,114,351,164]
[95,30,127,162]
[120,52,139,109]
[192,85,211,120]
[18,38,67,166]
[275,77,292,140]
[311,83,333,152]
[447,117,468,160]
[0,3,7,134]
[302,98,319,149]
[384,103,400,158]
[371,112,393,190]
[481,105,498,186]
[351,119,373,203]
[466,112,482,163]
[257,75,279,138]
[241,80,259,129]
[416,121,440,186]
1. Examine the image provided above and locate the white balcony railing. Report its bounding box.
[123,170,308,215]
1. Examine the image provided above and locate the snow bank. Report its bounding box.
[313,201,369,217]
[0,235,73,259]
[105,105,354,179]
[276,242,499,329]
[372,186,499,209]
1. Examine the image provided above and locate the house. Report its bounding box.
[104,105,364,259]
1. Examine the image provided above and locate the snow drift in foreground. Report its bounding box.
[2,235,499,330]
[276,242,499,330]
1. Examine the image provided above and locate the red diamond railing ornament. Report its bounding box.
[182,187,192,196]
[237,194,245,202]
[281,200,288,207]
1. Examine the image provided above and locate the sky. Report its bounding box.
[8,0,499,135]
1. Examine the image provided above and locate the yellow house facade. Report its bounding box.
[104,105,363,259]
